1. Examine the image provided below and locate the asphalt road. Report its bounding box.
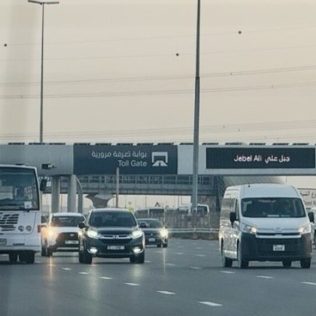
[1,239,316,316]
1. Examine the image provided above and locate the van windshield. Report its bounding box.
[241,198,306,218]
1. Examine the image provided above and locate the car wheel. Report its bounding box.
[9,253,18,264]
[46,248,53,257]
[221,243,233,268]
[79,249,92,264]
[157,244,162,248]
[282,260,292,268]
[136,252,145,264]
[129,255,136,263]
[237,242,248,269]
[300,258,311,269]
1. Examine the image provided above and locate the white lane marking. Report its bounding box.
[302,282,316,286]
[125,283,140,287]
[190,266,202,270]
[100,276,112,280]
[195,254,206,257]
[220,270,235,274]
[62,267,72,271]
[199,301,223,307]
[79,272,89,275]
[157,291,176,295]
[257,275,274,280]
[145,260,151,263]
[196,247,202,250]
[166,263,176,266]
[176,252,184,255]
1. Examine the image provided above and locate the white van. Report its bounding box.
[219,183,313,269]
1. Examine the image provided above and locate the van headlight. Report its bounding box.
[299,224,311,235]
[131,230,143,239]
[242,224,257,235]
[160,228,168,238]
[47,228,58,240]
[87,229,99,239]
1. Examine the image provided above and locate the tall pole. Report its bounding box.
[191,0,201,214]
[40,3,44,143]
[28,0,59,143]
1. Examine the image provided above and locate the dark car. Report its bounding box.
[78,208,145,264]
[138,218,168,248]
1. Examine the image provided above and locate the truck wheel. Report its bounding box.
[282,260,292,268]
[9,253,18,263]
[300,258,311,269]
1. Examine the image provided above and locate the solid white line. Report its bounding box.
[100,276,113,280]
[199,301,223,307]
[302,282,316,286]
[79,272,89,275]
[125,283,140,287]
[62,267,72,271]
[157,291,176,295]
[220,271,235,274]
[257,275,274,279]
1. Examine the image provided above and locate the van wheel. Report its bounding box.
[221,243,232,268]
[282,260,292,268]
[237,243,249,269]
[300,258,311,269]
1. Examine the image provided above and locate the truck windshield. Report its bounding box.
[0,167,39,210]
[241,197,306,218]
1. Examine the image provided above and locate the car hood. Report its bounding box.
[47,226,80,234]
[93,227,136,234]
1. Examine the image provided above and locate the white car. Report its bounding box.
[41,212,85,257]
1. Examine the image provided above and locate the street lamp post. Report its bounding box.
[28,0,59,143]
[191,0,201,213]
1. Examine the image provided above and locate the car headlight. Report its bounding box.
[87,229,99,239]
[299,224,311,235]
[47,229,58,240]
[242,224,257,235]
[160,228,168,238]
[131,230,143,239]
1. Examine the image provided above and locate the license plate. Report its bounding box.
[107,245,125,250]
[65,240,79,245]
[273,244,285,251]
[149,238,156,242]
[0,239,6,246]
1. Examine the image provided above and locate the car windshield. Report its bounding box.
[89,211,137,228]
[139,219,162,228]
[51,216,85,227]
[241,197,306,218]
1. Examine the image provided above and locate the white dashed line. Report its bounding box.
[125,283,140,287]
[79,272,89,275]
[195,254,206,257]
[62,267,72,271]
[302,282,316,286]
[100,276,112,280]
[176,252,184,255]
[190,266,202,270]
[145,260,151,263]
[157,291,176,295]
[220,271,235,274]
[166,263,176,267]
[199,301,222,307]
[257,275,274,280]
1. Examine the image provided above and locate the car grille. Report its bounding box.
[57,232,78,241]
[0,213,19,231]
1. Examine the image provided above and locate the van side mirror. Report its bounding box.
[308,212,315,223]
[229,212,237,224]
[78,222,86,229]
[40,179,47,192]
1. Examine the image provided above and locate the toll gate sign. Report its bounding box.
[206,147,316,169]
[74,144,177,175]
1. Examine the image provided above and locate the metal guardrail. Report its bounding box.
[169,228,219,233]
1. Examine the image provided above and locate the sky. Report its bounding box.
[2,0,316,204]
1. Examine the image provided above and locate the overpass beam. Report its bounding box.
[67,175,77,212]
[51,176,60,213]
